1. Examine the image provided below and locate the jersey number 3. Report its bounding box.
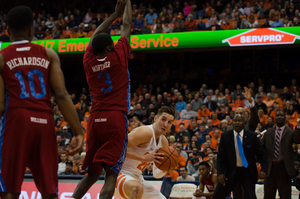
[98,72,113,93]
[15,69,46,99]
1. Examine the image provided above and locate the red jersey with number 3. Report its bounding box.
[83,36,131,113]
[0,40,52,113]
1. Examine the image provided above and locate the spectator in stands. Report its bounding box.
[256,95,268,114]
[173,21,184,32]
[260,18,270,28]
[258,1,267,17]
[220,119,230,131]
[206,119,214,132]
[187,151,201,178]
[134,14,144,29]
[258,109,268,126]
[61,160,75,175]
[72,154,81,175]
[175,146,187,170]
[162,19,173,33]
[190,93,203,112]
[232,84,243,102]
[286,104,299,123]
[57,135,63,147]
[196,17,206,30]
[177,166,195,181]
[217,92,228,107]
[204,89,217,103]
[234,94,244,107]
[165,170,179,181]
[50,25,60,39]
[180,104,198,120]
[197,104,211,119]
[58,152,67,174]
[34,26,45,40]
[60,126,72,145]
[263,93,275,110]
[208,17,222,30]
[185,14,197,31]
[140,20,152,34]
[211,129,220,150]
[142,163,153,176]
[218,108,228,121]
[134,103,143,116]
[45,16,55,30]
[67,15,77,29]
[176,95,187,112]
[175,123,191,142]
[205,96,218,112]
[271,14,284,27]
[211,113,221,127]
[188,119,200,137]
[145,8,158,25]
[264,116,275,129]
[243,2,253,16]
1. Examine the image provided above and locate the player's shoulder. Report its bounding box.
[161,135,168,147]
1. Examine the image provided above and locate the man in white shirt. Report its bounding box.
[177,166,195,181]
[58,152,67,174]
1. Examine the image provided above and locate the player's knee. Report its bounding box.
[134,184,143,197]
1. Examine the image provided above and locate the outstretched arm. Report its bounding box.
[121,0,132,42]
[87,0,125,47]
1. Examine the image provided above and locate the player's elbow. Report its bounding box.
[54,90,69,101]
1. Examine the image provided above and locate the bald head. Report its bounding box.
[235,107,245,117]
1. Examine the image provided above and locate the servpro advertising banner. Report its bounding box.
[20,181,161,199]
[1,27,300,54]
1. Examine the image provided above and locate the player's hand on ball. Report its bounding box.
[66,134,84,155]
[144,148,164,164]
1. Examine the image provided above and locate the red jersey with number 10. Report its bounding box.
[0,41,52,113]
[83,36,131,113]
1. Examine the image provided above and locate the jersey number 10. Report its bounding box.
[14,69,46,99]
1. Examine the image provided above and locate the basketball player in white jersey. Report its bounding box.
[114,106,175,199]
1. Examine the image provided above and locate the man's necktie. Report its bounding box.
[237,133,248,168]
[274,128,281,159]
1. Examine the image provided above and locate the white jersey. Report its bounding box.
[121,125,163,176]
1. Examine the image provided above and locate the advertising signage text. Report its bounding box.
[1,27,300,54]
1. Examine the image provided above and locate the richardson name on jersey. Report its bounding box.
[6,57,50,70]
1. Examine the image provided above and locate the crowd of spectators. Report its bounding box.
[40,77,300,185]
[1,0,300,42]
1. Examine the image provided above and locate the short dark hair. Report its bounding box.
[7,6,33,30]
[157,106,175,118]
[92,33,113,53]
[199,161,211,169]
[179,166,187,171]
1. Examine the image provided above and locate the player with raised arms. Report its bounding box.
[71,0,133,199]
[114,106,175,199]
[0,5,83,199]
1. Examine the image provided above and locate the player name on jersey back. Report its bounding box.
[6,57,50,70]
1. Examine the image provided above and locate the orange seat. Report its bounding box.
[183,120,191,129]
[62,30,70,38]
[173,120,182,132]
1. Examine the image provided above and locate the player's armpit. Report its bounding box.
[0,74,5,117]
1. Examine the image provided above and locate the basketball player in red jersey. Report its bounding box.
[0,6,83,199]
[71,0,132,199]
[193,161,218,199]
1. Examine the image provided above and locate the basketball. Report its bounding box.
[155,146,179,172]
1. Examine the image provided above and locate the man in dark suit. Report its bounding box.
[205,95,218,112]
[212,114,268,199]
[261,110,300,199]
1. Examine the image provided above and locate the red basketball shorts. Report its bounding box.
[0,108,58,195]
[82,110,128,175]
